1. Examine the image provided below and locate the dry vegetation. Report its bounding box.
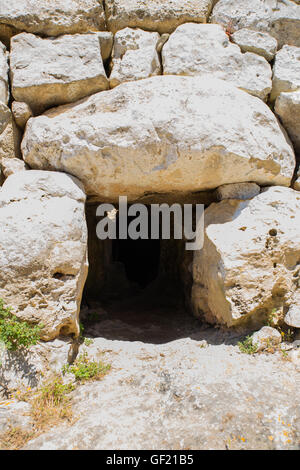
[0,355,111,450]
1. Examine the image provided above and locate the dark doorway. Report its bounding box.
[81,202,195,343]
[112,233,160,289]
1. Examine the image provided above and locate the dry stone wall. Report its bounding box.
[0,0,299,336]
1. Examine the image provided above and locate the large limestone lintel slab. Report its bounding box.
[22,76,295,201]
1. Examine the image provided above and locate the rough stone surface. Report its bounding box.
[0,171,88,341]
[211,0,300,48]
[0,338,71,397]
[215,183,261,201]
[0,102,20,162]
[290,348,300,372]
[105,0,214,34]
[162,23,272,101]
[231,28,277,61]
[12,101,33,130]
[192,187,300,327]
[22,76,295,201]
[275,91,300,157]
[110,28,161,88]
[97,32,114,62]
[1,157,27,179]
[0,401,32,433]
[252,326,282,352]
[0,0,106,42]
[19,332,300,450]
[0,41,8,105]
[10,33,109,114]
[285,297,300,328]
[271,46,300,102]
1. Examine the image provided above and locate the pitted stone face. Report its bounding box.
[105,0,214,34]
[162,23,272,101]
[0,0,106,43]
[109,28,161,88]
[275,91,300,159]
[10,32,109,114]
[271,45,300,102]
[192,186,300,327]
[22,76,295,201]
[211,0,300,48]
[0,170,88,340]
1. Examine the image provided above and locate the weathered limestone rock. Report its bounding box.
[0,401,33,433]
[0,338,71,397]
[22,76,295,201]
[290,348,300,372]
[20,335,300,450]
[162,24,272,101]
[10,33,109,114]
[231,29,277,62]
[0,103,20,161]
[192,187,300,327]
[211,0,300,48]
[0,41,8,105]
[285,299,300,328]
[105,0,214,34]
[1,157,27,179]
[12,101,33,130]
[3,159,27,178]
[97,32,114,62]
[215,183,261,201]
[252,326,282,352]
[0,171,88,340]
[271,46,300,102]
[0,0,106,42]
[110,28,161,88]
[275,91,300,157]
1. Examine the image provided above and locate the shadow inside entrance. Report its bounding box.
[81,204,241,346]
[80,278,204,345]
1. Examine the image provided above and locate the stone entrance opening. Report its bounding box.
[81,202,197,343]
[112,236,161,288]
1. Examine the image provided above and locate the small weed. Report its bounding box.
[84,337,94,346]
[79,322,85,338]
[37,378,75,407]
[29,377,75,432]
[0,427,34,450]
[281,328,294,343]
[0,298,42,351]
[237,335,258,355]
[62,352,111,382]
[279,348,291,361]
[267,308,284,328]
[0,377,75,450]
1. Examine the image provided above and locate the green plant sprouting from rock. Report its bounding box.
[62,352,111,382]
[0,298,42,351]
[237,335,258,355]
